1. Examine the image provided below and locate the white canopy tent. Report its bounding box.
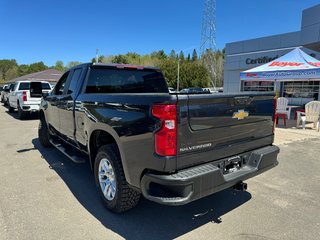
[240,48,320,105]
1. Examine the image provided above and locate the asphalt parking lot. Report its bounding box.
[0,105,319,240]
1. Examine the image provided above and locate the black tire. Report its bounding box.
[8,101,14,113]
[18,103,27,120]
[94,144,140,213]
[38,116,52,148]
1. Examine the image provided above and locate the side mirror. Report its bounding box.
[4,89,10,92]
[42,92,49,98]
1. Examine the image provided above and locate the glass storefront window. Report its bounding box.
[241,81,275,92]
[283,81,319,99]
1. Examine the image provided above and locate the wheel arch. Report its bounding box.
[88,128,132,186]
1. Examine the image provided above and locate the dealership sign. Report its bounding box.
[241,48,320,81]
[246,56,278,65]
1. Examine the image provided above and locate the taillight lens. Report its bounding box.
[152,104,177,156]
[22,91,27,102]
[273,97,277,133]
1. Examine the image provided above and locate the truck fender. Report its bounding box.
[87,123,132,186]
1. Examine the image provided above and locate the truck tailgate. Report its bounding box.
[177,93,275,169]
[27,82,50,103]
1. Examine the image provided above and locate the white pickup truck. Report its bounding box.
[8,81,52,119]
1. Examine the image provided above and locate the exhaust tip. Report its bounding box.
[233,181,247,191]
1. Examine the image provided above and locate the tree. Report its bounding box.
[179,51,185,61]
[92,56,105,63]
[54,60,65,72]
[151,50,167,60]
[187,54,191,62]
[169,50,176,59]
[28,61,48,73]
[0,59,18,81]
[192,49,198,62]
[200,49,225,87]
[158,59,178,88]
[158,58,210,89]
[215,50,225,87]
[66,61,82,68]
[6,66,18,80]
[98,56,104,63]
[18,64,30,76]
[0,48,218,87]
[179,61,210,89]
[112,55,129,64]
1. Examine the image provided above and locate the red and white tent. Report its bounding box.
[240,48,320,81]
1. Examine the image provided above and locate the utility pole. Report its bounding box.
[200,0,217,88]
[176,59,181,92]
[95,48,99,63]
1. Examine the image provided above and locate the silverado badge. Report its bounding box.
[232,109,249,120]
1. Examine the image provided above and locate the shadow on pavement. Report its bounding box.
[3,105,39,121]
[32,138,252,240]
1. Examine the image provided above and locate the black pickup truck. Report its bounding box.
[38,63,279,213]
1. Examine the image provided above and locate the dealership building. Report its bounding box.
[224,4,320,105]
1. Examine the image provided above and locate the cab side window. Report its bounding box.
[67,68,82,94]
[9,83,15,92]
[54,72,69,95]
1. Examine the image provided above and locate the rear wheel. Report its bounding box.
[18,103,27,120]
[94,144,140,213]
[38,116,52,148]
[8,101,14,112]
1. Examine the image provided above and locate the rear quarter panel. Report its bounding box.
[74,93,178,188]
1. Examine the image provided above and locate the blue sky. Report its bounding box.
[0,0,319,66]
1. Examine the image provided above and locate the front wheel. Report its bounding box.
[38,116,52,148]
[94,144,140,213]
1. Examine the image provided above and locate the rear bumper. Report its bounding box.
[141,145,279,205]
[21,104,40,112]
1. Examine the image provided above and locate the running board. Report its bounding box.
[49,139,86,164]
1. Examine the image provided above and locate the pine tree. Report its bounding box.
[192,49,198,62]
[169,50,176,59]
[179,51,185,61]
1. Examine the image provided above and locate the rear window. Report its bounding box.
[18,82,51,90]
[42,83,51,90]
[18,83,30,90]
[85,68,168,93]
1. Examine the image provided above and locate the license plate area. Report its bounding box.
[223,156,242,174]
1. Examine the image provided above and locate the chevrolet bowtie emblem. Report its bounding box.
[232,110,249,120]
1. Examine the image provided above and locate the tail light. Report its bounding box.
[152,104,177,156]
[22,91,27,102]
[272,97,277,133]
